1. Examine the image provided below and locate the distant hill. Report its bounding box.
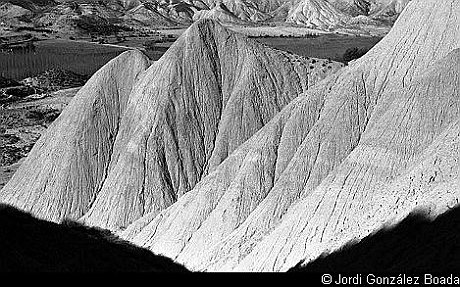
[0,0,412,34]
[2,0,57,12]
[286,0,351,29]
[0,204,188,272]
[193,1,247,24]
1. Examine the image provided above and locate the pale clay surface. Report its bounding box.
[1,19,342,230]
[1,0,458,273]
[123,0,460,272]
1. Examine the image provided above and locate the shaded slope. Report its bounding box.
[125,0,203,26]
[219,0,271,22]
[81,19,342,230]
[123,0,459,271]
[0,50,150,222]
[289,205,460,273]
[193,1,247,24]
[370,0,411,23]
[202,0,283,22]
[328,0,371,16]
[0,204,188,272]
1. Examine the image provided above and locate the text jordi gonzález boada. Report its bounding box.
[321,273,460,285]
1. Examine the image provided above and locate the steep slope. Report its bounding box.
[286,0,351,29]
[234,48,459,272]
[81,19,342,230]
[329,0,411,17]
[198,0,408,27]
[130,0,201,25]
[370,0,411,22]
[0,204,188,272]
[123,0,459,271]
[1,19,342,227]
[289,204,460,273]
[328,0,371,16]
[0,50,151,222]
[193,1,246,24]
[219,0,271,22]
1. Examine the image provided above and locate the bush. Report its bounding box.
[342,47,370,63]
[25,109,60,125]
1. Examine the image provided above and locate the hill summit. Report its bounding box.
[0,19,342,230]
[1,0,458,273]
[119,0,459,272]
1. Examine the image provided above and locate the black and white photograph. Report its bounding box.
[0,0,459,280]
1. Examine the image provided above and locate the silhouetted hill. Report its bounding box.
[0,204,188,272]
[289,206,460,273]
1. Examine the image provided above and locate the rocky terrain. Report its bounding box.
[0,0,458,273]
[0,0,412,36]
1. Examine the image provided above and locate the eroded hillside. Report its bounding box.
[120,0,459,272]
[1,19,342,230]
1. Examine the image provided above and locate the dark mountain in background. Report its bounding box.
[0,203,188,272]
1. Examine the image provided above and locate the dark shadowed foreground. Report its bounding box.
[0,204,188,272]
[289,206,460,273]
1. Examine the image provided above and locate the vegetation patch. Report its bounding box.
[342,46,371,63]
[24,108,60,125]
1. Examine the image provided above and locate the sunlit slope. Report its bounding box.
[123,0,459,272]
[0,50,150,222]
[1,19,342,230]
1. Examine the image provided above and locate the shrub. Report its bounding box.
[342,47,370,63]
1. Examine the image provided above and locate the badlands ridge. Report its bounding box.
[1,0,459,272]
